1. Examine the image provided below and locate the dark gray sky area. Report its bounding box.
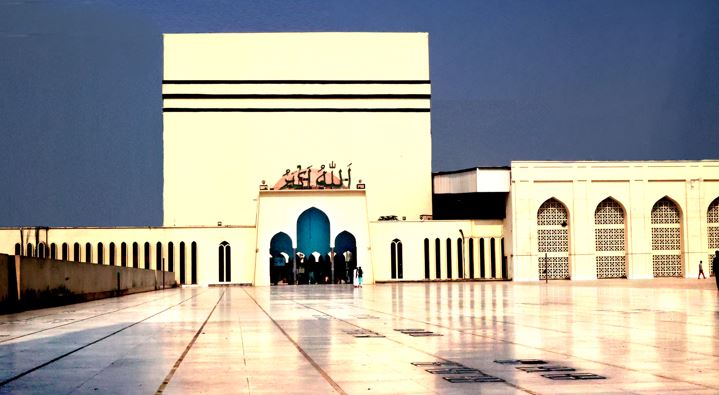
[1,0,718,226]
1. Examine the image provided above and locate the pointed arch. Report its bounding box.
[97,242,104,265]
[390,238,403,279]
[334,231,356,284]
[651,197,682,277]
[270,232,293,285]
[296,207,330,256]
[594,197,627,279]
[707,197,719,276]
[219,241,231,282]
[537,198,570,280]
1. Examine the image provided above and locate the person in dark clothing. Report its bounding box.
[713,251,719,290]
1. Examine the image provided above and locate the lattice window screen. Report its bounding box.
[707,198,719,275]
[594,198,626,278]
[597,256,626,279]
[537,198,570,279]
[651,199,680,224]
[595,199,624,225]
[651,198,682,277]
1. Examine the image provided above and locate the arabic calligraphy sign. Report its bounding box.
[273,162,352,190]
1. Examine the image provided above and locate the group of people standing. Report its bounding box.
[698,250,719,290]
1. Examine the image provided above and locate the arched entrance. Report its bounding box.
[269,232,293,285]
[297,207,330,284]
[335,231,357,284]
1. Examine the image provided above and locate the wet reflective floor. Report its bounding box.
[1,279,718,394]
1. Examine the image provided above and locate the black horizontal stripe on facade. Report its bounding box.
[162,79,430,85]
[162,108,430,113]
[162,93,431,99]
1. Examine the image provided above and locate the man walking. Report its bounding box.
[713,251,719,290]
[698,260,706,279]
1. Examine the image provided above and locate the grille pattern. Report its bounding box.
[538,229,569,252]
[537,199,570,279]
[652,254,682,277]
[651,198,680,224]
[708,199,719,223]
[595,228,625,251]
[595,199,624,225]
[595,199,626,279]
[708,199,719,276]
[538,199,568,226]
[538,256,570,279]
[651,228,681,250]
[651,198,681,277]
[596,256,626,278]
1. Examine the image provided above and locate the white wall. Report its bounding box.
[510,160,719,281]
[162,33,432,227]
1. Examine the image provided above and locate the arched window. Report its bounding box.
[446,238,452,279]
[50,243,57,260]
[434,238,441,279]
[38,242,46,259]
[62,243,68,261]
[180,242,186,284]
[219,241,231,282]
[132,242,139,268]
[707,197,719,276]
[168,242,175,272]
[457,238,463,278]
[191,242,197,284]
[390,239,403,279]
[479,238,486,279]
[490,238,497,278]
[26,243,34,257]
[423,238,430,279]
[501,238,507,279]
[537,198,570,280]
[144,242,151,270]
[595,198,627,279]
[86,242,92,263]
[97,242,104,265]
[156,242,163,271]
[468,238,475,279]
[109,242,116,266]
[14,243,21,256]
[651,197,682,277]
[121,242,127,267]
[73,242,81,262]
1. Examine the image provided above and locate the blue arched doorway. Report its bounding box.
[334,231,357,284]
[269,232,293,285]
[297,207,330,284]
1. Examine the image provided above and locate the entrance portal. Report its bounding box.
[296,207,330,284]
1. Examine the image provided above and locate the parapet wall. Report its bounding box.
[0,254,176,313]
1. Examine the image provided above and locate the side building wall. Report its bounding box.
[511,160,719,281]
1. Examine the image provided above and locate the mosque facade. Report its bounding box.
[1,33,717,285]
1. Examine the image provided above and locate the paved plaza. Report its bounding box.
[1,279,718,394]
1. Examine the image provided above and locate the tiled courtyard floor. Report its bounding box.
[1,278,718,394]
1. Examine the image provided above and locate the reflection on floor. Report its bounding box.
[0,279,718,394]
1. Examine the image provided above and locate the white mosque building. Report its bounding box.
[1,33,717,286]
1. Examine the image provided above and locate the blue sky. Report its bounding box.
[1,0,718,226]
